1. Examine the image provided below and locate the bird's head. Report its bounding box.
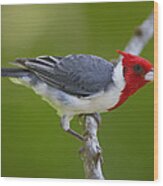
[109,50,154,111]
[117,50,154,96]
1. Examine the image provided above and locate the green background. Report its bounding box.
[1,2,154,180]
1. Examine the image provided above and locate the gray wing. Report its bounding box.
[14,54,114,96]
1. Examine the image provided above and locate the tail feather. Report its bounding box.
[1,68,30,77]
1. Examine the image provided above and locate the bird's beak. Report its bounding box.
[144,68,154,81]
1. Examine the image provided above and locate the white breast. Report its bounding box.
[10,61,125,116]
[30,82,122,116]
[31,61,125,116]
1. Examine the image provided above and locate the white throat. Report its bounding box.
[112,61,126,90]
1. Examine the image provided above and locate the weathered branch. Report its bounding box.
[120,12,154,60]
[80,115,104,179]
[80,11,154,179]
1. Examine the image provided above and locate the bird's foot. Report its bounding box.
[61,113,101,142]
[91,112,101,127]
[61,115,85,142]
[78,112,101,127]
[85,112,102,128]
[67,128,85,141]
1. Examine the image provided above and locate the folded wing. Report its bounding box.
[14,54,114,96]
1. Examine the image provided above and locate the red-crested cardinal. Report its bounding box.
[1,50,154,141]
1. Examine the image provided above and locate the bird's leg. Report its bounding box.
[60,115,84,141]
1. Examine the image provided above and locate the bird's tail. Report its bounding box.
[1,68,30,78]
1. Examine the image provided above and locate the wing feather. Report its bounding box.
[14,54,114,96]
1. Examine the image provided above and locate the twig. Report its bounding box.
[120,12,154,60]
[80,12,154,179]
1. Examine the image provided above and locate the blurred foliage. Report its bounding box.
[1,1,154,180]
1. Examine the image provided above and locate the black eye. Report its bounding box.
[133,64,143,74]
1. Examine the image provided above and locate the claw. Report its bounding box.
[92,112,101,127]
[85,112,101,127]
[61,115,84,142]
[78,113,101,127]
[67,129,84,141]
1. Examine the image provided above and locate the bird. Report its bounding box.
[1,50,154,141]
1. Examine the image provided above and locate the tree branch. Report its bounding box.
[120,12,154,59]
[80,115,104,179]
[80,12,154,179]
